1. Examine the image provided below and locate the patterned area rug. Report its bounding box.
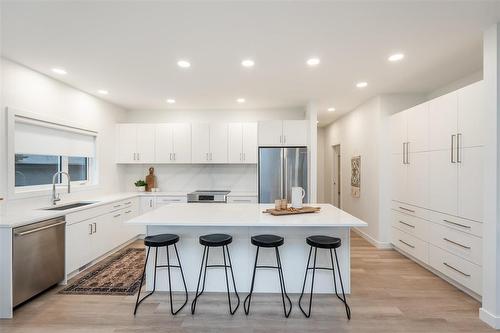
[59,248,145,295]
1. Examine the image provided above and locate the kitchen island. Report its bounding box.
[127,203,367,294]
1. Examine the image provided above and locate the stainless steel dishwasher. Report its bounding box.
[13,216,66,307]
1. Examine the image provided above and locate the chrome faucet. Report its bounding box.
[52,171,71,205]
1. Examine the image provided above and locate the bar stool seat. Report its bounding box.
[144,234,179,247]
[306,235,341,249]
[199,233,232,247]
[251,234,284,247]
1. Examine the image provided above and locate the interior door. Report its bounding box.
[284,147,308,203]
[191,123,210,163]
[172,123,191,163]
[406,103,429,153]
[406,152,429,207]
[391,153,407,203]
[390,112,407,155]
[242,122,258,163]
[155,124,174,163]
[228,123,243,163]
[429,91,458,151]
[136,124,156,163]
[458,81,484,148]
[458,146,483,222]
[259,148,283,203]
[429,149,458,215]
[209,123,228,163]
[117,124,137,163]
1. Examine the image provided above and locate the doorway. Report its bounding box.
[332,144,341,208]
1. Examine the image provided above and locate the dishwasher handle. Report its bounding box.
[15,220,66,237]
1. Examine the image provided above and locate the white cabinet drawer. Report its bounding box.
[391,227,429,264]
[429,244,482,295]
[391,210,430,240]
[429,222,482,266]
[156,196,187,204]
[227,196,258,204]
[427,210,482,238]
[391,201,428,220]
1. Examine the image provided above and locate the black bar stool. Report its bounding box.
[190,233,240,315]
[243,234,292,318]
[298,235,351,319]
[134,234,188,315]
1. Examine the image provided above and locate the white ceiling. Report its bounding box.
[2,1,500,125]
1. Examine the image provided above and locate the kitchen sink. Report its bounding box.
[41,201,99,211]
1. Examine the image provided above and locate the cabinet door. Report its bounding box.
[117,124,137,163]
[140,197,156,214]
[136,124,156,163]
[228,123,243,163]
[172,123,191,163]
[390,112,407,155]
[283,120,308,146]
[407,103,429,153]
[191,123,210,163]
[209,123,228,163]
[242,122,258,163]
[391,154,407,202]
[458,81,484,148]
[429,91,458,151]
[406,152,429,207]
[66,221,92,273]
[429,150,458,215]
[258,121,283,146]
[155,124,174,163]
[458,146,483,222]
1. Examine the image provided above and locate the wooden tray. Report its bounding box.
[263,206,321,216]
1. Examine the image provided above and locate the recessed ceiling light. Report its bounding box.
[51,68,67,75]
[388,53,405,62]
[237,98,246,103]
[241,59,255,68]
[306,57,320,66]
[97,89,108,95]
[166,99,176,104]
[356,81,368,88]
[327,107,336,112]
[177,60,191,68]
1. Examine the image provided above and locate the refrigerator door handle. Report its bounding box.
[280,149,284,199]
[283,148,288,201]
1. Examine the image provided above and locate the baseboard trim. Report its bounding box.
[352,228,392,249]
[480,307,500,329]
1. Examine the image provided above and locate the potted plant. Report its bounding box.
[134,180,146,192]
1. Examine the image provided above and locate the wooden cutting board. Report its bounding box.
[263,206,321,216]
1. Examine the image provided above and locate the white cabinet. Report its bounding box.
[391,153,407,203]
[228,123,258,163]
[390,112,407,154]
[227,196,258,203]
[391,151,428,207]
[428,149,458,216]
[156,196,187,207]
[66,220,92,273]
[258,120,308,146]
[458,146,483,222]
[155,123,191,163]
[390,103,428,154]
[192,123,228,163]
[117,124,155,163]
[457,81,484,148]
[140,196,156,213]
[429,91,458,151]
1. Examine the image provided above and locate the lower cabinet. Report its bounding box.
[227,196,258,203]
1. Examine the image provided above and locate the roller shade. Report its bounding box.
[14,117,96,157]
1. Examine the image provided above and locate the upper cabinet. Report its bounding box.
[191,123,228,163]
[228,122,258,163]
[390,103,429,155]
[429,91,458,151]
[155,123,191,163]
[258,120,308,146]
[457,81,484,148]
[116,124,155,163]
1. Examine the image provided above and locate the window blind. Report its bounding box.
[14,116,96,157]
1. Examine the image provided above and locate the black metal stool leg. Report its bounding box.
[134,246,158,315]
[172,243,189,315]
[223,245,240,315]
[165,244,188,315]
[243,246,260,315]
[134,246,151,315]
[191,246,208,314]
[331,248,351,320]
[275,247,292,318]
[298,246,313,317]
[298,246,317,318]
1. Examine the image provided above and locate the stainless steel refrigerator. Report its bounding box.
[258,147,308,203]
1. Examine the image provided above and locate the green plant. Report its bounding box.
[134,180,146,187]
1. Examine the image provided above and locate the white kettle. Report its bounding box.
[291,187,306,208]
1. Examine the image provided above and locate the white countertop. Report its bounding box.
[127,203,368,228]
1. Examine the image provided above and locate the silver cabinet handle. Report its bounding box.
[406,142,410,164]
[113,204,121,208]
[443,262,470,277]
[93,222,97,233]
[125,210,132,214]
[137,153,140,161]
[173,153,176,161]
[169,153,172,161]
[113,214,121,218]
[279,135,282,144]
[206,152,209,161]
[398,221,415,228]
[240,152,242,161]
[124,201,131,205]
[89,224,93,235]
[443,219,471,229]
[133,153,136,161]
[243,153,246,161]
[149,200,153,208]
[443,237,471,249]
[399,206,415,213]
[402,142,406,164]
[210,152,213,161]
[457,133,462,163]
[284,135,287,144]
[451,134,456,163]
[399,239,415,249]
[14,221,66,236]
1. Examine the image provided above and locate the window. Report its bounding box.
[68,156,88,182]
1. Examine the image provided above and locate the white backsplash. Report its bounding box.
[120,164,258,193]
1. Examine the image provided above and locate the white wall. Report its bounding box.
[0,58,128,208]
[317,127,326,203]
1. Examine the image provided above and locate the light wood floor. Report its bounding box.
[0,233,494,332]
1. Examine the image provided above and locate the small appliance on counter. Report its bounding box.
[187,190,231,203]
